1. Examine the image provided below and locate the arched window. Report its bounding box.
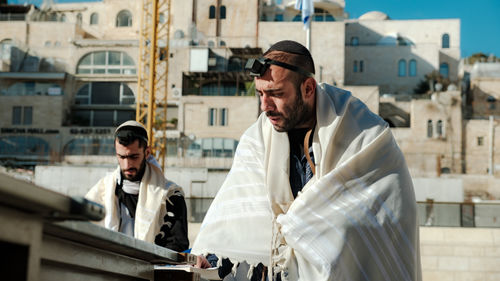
[159,13,165,24]
[73,82,135,126]
[437,120,443,137]
[77,51,136,75]
[359,60,364,72]
[442,33,450,49]
[209,5,216,19]
[76,13,83,26]
[439,62,449,78]
[409,59,417,76]
[90,12,99,25]
[398,59,406,77]
[353,60,358,73]
[350,36,359,46]
[427,120,433,138]
[116,10,132,27]
[60,14,67,22]
[220,5,226,19]
[75,82,134,105]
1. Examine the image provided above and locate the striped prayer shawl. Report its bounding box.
[192,83,421,281]
[86,162,175,243]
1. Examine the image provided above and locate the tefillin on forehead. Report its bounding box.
[245,40,315,78]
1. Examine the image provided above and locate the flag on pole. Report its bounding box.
[295,0,314,30]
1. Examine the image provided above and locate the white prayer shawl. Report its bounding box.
[192,83,421,281]
[86,162,180,243]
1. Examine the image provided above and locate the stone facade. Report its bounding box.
[2,0,498,183]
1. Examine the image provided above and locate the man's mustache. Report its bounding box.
[266,111,281,117]
[124,168,137,173]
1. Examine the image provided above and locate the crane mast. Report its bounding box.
[137,0,172,170]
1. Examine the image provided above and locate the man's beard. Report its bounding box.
[122,158,147,182]
[266,86,313,132]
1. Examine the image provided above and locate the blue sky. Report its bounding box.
[8,0,500,58]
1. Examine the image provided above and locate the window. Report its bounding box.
[275,14,283,21]
[439,63,449,78]
[64,138,114,156]
[276,0,283,4]
[220,5,226,19]
[359,60,364,73]
[294,8,335,22]
[351,37,359,46]
[208,108,228,126]
[398,59,406,77]
[77,51,136,75]
[72,109,135,127]
[44,41,51,47]
[116,10,132,27]
[12,106,32,125]
[159,13,165,24]
[75,82,134,105]
[409,59,417,76]
[220,108,228,126]
[442,33,450,49]
[90,13,99,25]
[427,120,433,138]
[187,138,239,158]
[436,120,443,137]
[3,82,62,96]
[12,106,21,125]
[0,136,50,157]
[209,5,216,19]
[209,108,217,126]
[477,136,484,146]
[353,60,358,73]
[1,39,13,61]
[76,13,82,26]
[60,14,67,22]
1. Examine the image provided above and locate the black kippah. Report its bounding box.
[267,40,312,59]
[265,40,315,75]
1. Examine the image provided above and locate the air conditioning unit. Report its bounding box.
[172,87,182,98]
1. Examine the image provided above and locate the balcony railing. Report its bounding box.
[0,14,26,21]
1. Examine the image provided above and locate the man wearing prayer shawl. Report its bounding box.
[192,40,421,281]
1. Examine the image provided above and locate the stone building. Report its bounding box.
[1,0,485,181]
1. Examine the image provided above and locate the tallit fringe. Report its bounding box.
[247,264,255,280]
[199,251,264,279]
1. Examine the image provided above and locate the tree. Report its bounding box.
[414,70,450,95]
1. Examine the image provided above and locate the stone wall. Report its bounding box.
[420,226,500,281]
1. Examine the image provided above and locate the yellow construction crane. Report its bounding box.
[136,0,172,170]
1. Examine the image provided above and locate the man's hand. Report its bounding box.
[195,255,211,269]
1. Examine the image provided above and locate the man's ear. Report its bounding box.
[145,146,151,158]
[303,77,316,99]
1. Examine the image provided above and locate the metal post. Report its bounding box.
[489,115,494,175]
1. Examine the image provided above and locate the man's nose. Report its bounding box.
[123,157,132,168]
[260,95,274,112]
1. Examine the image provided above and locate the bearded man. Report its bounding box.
[86,120,189,252]
[193,40,421,281]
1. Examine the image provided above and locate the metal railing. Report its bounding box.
[184,199,500,227]
[417,201,500,227]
